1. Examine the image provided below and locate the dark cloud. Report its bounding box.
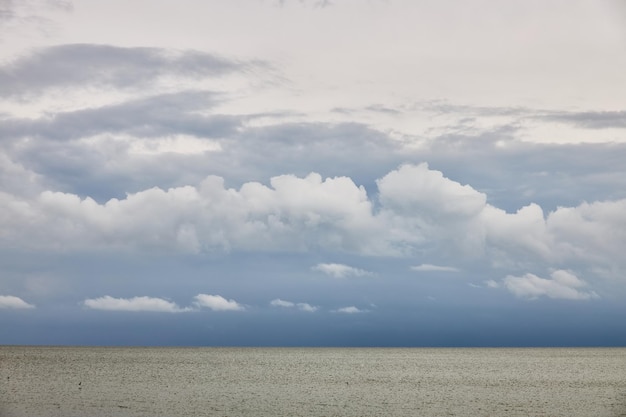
[5,98,626,208]
[0,44,261,97]
[1,90,245,199]
[1,90,237,141]
[539,110,626,129]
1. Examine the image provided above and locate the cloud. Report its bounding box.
[333,306,367,314]
[0,0,72,39]
[0,295,35,309]
[491,270,599,300]
[83,296,188,312]
[275,0,334,8]
[376,163,488,255]
[193,294,245,311]
[410,264,460,273]
[0,169,382,254]
[0,44,257,97]
[295,303,318,312]
[270,298,294,308]
[312,263,372,278]
[484,280,499,289]
[0,90,235,141]
[1,163,625,290]
[540,110,626,129]
[270,298,318,312]
[377,163,487,218]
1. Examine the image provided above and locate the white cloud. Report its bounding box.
[484,280,500,289]
[333,306,367,314]
[193,294,245,311]
[376,163,488,255]
[296,303,318,312]
[411,264,460,273]
[83,296,188,312]
[270,298,318,312]
[377,164,487,219]
[270,298,294,308]
[312,263,372,278]
[495,270,599,300]
[1,164,626,292]
[0,295,35,309]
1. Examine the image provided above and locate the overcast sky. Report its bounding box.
[1,0,626,346]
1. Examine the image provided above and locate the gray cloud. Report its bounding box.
[0,44,260,97]
[1,90,235,141]
[0,0,72,37]
[4,97,626,212]
[0,0,14,22]
[411,264,460,273]
[539,110,626,129]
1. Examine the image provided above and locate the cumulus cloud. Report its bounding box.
[0,163,625,289]
[193,294,245,311]
[312,263,372,278]
[83,296,188,312]
[0,169,382,254]
[270,298,318,312]
[491,270,599,300]
[333,306,367,314]
[376,163,488,255]
[0,295,35,309]
[377,164,487,218]
[410,264,460,272]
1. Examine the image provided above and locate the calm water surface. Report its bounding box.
[1,346,625,416]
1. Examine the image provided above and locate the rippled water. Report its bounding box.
[1,346,625,416]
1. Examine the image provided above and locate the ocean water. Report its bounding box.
[1,346,625,417]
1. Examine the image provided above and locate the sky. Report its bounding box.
[1,0,626,347]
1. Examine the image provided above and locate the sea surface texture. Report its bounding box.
[1,346,625,417]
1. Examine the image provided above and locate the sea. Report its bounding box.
[1,346,625,417]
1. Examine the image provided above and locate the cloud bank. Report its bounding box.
[2,163,624,287]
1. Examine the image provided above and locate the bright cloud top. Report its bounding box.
[488,270,599,300]
[312,263,373,278]
[193,294,245,311]
[270,298,318,312]
[83,296,189,313]
[0,295,35,309]
[411,264,460,273]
